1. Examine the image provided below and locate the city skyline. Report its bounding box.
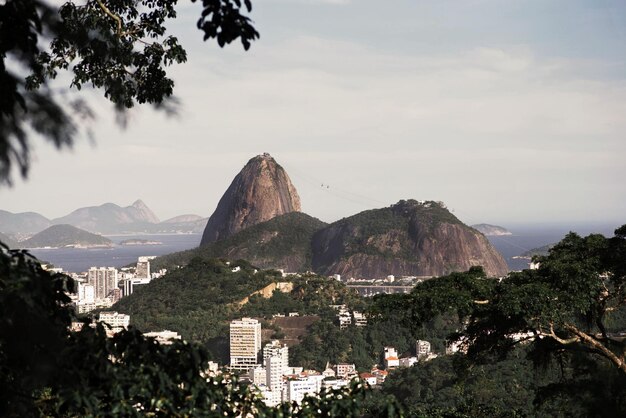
[2,0,625,226]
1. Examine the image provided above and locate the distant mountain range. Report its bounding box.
[0,200,208,238]
[0,210,52,236]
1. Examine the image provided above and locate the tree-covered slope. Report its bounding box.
[312,200,509,278]
[112,259,278,343]
[20,224,112,248]
[154,212,327,272]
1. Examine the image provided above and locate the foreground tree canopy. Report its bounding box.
[0,0,259,184]
[0,244,404,417]
[372,225,626,375]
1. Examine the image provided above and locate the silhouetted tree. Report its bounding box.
[0,244,396,417]
[372,226,626,374]
[0,0,259,184]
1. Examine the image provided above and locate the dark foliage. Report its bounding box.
[0,0,259,184]
[0,244,395,417]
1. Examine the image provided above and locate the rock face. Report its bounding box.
[200,153,301,245]
[312,200,509,278]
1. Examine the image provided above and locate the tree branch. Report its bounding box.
[96,0,122,36]
[564,323,626,375]
[543,322,579,345]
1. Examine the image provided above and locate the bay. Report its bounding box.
[29,233,201,273]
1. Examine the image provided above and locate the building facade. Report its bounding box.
[87,267,118,300]
[229,318,262,371]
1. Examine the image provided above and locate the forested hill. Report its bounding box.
[20,224,112,248]
[111,258,365,363]
[112,259,278,342]
[312,200,509,278]
[152,212,327,272]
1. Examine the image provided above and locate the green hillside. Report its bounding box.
[520,243,554,258]
[317,200,464,260]
[153,212,327,272]
[113,259,277,343]
[20,224,112,248]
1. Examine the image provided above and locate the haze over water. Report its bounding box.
[30,234,201,273]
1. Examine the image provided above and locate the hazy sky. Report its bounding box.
[2,0,626,226]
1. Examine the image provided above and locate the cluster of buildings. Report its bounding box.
[382,340,440,369]
[332,305,368,329]
[228,318,373,406]
[69,256,166,313]
[226,317,457,407]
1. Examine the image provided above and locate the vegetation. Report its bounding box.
[154,212,327,272]
[20,224,112,248]
[1,0,258,184]
[5,223,626,416]
[370,225,626,416]
[520,243,554,258]
[112,258,278,360]
[313,199,466,262]
[1,244,397,417]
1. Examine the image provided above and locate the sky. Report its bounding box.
[2,0,626,227]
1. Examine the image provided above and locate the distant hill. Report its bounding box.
[519,243,554,258]
[471,223,512,236]
[312,200,509,278]
[52,199,160,234]
[161,214,204,224]
[20,224,113,248]
[150,216,208,234]
[154,212,327,272]
[0,210,51,235]
[0,232,18,248]
[1,202,208,236]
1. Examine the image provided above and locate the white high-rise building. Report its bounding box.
[87,267,118,299]
[229,318,262,371]
[263,340,289,370]
[78,282,95,303]
[135,256,153,279]
[266,355,285,392]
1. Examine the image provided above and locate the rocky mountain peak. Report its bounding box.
[128,199,160,223]
[200,154,301,245]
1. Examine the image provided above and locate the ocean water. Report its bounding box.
[487,223,619,271]
[28,234,202,273]
[22,223,623,274]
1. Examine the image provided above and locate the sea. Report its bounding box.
[29,233,202,273]
[24,222,622,274]
[486,222,619,271]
